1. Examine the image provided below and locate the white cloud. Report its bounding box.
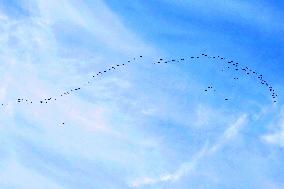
[0,157,63,189]
[26,0,158,56]
[0,1,163,187]
[129,114,248,187]
[262,106,284,147]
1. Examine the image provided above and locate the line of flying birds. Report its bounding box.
[1,53,278,109]
[153,53,277,103]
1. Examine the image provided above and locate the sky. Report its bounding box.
[0,0,284,188]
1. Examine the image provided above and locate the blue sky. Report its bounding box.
[0,0,284,188]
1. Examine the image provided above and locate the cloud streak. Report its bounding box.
[129,114,248,188]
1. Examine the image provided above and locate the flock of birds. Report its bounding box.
[201,54,278,103]
[0,53,278,124]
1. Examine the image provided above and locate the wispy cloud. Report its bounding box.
[129,114,248,188]
[262,106,284,147]
[0,0,161,188]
